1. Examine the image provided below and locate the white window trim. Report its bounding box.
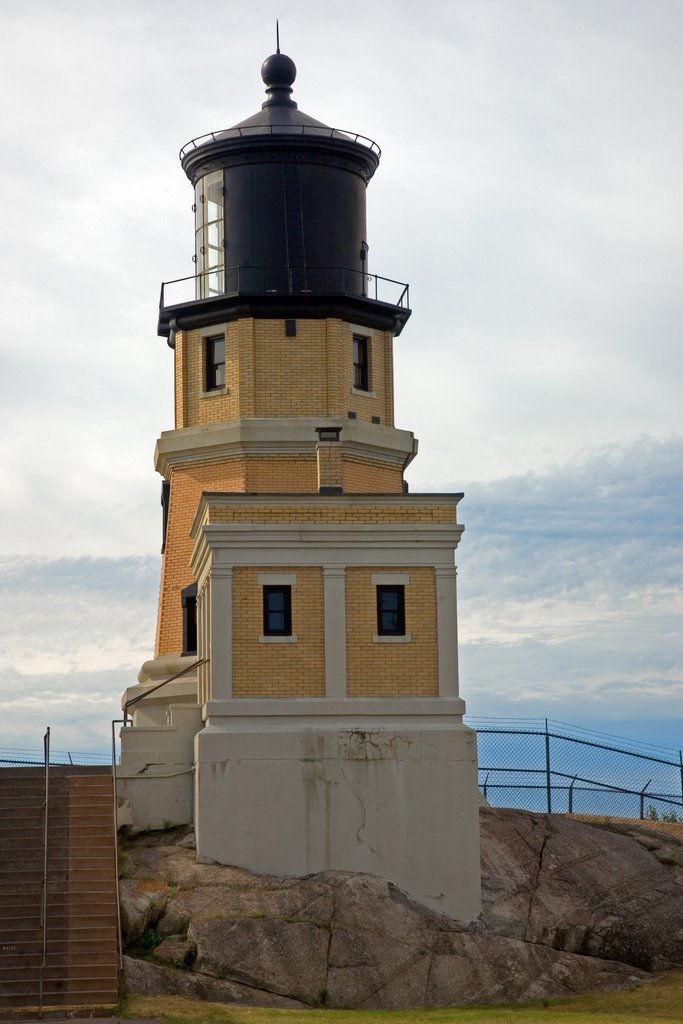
[373,634,412,644]
[372,573,410,586]
[259,634,298,644]
[200,386,229,398]
[198,322,229,338]
[258,573,297,586]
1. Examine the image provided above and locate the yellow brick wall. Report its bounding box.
[252,321,328,418]
[175,324,239,429]
[158,467,436,654]
[156,460,246,655]
[342,457,404,493]
[174,318,395,428]
[206,502,457,525]
[231,567,325,697]
[345,567,438,697]
[243,456,318,492]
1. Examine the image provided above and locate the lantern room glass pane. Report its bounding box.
[195,170,225,299]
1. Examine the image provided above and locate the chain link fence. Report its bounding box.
[4,720,681,823]
[0,746,110,767]
[468,718,683,820]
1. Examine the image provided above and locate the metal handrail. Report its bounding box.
[179,124,381,160]
[39,727,50,1019]
[113,657,206,978]
[110,720,124,978]
[160,265,409,310]
[122,658,207,722]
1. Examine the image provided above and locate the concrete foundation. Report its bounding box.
[195,697,481,922]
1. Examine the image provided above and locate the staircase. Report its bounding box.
[0,766,120,1017]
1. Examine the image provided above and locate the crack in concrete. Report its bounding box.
[337,756,378,855]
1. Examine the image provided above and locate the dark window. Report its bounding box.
[205,334,225,390]
[376,585,405,636]
[160,479,170,554]
[263,585,292,636]
[353,334,369,391]
[285,319,297,336]
[181,582,198,655]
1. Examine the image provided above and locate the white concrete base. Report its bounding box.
[117,654,202,832]
[194,698,481,922]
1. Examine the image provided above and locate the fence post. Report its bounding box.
[639,779,652,819]
[679,750,683,809]
[545,718,552,813]
[568,776,577,814]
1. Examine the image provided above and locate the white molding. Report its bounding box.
[259,634,298,644]
[202,696,467,720]
[371,572,411,585]
[197,322,229,337]
[373,633,412,644]
[257,573,297,585]
[154,418,417,475]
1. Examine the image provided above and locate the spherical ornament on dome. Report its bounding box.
[261,52,297,90]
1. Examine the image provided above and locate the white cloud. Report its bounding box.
[0,3,681,754]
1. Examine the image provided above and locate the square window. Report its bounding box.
[376,585,405,636]
[263,585,292,636]
[353,334,369,391]
[205,334,225,390]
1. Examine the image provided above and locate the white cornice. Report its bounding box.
[189,522,464,575]
[154,418,418,475]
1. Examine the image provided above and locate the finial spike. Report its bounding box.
[276,20,280,54]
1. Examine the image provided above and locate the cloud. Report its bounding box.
[457,436,683,734]
[0,5,681,756]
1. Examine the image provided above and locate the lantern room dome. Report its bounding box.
[228,50,330,132]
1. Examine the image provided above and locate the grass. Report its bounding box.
[121,966,683,1024]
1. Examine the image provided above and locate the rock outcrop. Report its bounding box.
[120,808,683,1009]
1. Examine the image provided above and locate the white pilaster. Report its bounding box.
[435,564,459,699]
[323,565,347,697]
[208,565,233,700]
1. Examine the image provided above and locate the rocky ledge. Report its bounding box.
[120,807,683,1010]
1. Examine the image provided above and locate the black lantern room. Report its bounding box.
[158,51,410,343]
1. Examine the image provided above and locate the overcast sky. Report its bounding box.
[0,0,681,759]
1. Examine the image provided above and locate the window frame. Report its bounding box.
[353,333,370,391]
[205,333,226,391]
[376,584,406,637]
[262,584,293,637]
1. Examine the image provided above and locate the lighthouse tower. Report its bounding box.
[119,49,481,921]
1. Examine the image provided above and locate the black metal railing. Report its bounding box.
[469,717,683,821]
[160,265,409,311]
[179,124,381,160]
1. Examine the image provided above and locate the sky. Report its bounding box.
[0,0,681,760]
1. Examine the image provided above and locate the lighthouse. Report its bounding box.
[118,48,481,921]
